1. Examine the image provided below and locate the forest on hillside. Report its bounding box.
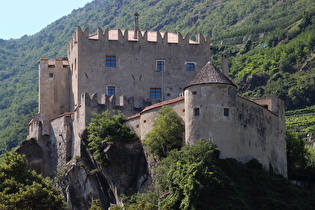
[0,0,315,155]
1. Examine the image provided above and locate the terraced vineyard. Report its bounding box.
[286,105,315,140]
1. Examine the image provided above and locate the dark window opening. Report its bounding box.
[106,56,116,67]
[192,91,197,95]
[194,108,200,116]
[224,108,229,116]
[186,63,195,71]
[107,86,115,96]
[49,73,54,78]
[48,65,55,68]
[263,105,268,109]
[156,60,165,71]
[150,88,161,98]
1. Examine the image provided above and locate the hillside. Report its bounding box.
[1,0,315,154]
[286,105,315,140]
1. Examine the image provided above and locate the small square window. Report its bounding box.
[194,108,200,116]
[192,91,197,95]
[156,60,165,71]
[49,73,54,78]
[107,86,115,96]
[106,56,116,67]
[224,108,229,116]
[186,63,195,71]
[150,88,161,98]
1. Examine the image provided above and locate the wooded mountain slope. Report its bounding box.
[1,0,315,154]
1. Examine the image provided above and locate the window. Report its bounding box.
[107,86,115,96]
[156,60,165,71]
[150,88,161,98]
[194,108,200,116]
[106,56,116,67]
[263,105,268,109]
[49,73,54,78]
[224,108,229,116]
[186,63,195,71]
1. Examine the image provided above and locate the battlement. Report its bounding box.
[68,26,209,50]
[39,57,69,68]
[82,92,147,114]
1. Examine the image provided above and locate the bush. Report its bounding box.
[144,106,184,158]
[86,111,138,164]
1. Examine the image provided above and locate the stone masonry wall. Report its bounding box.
[67,27,210,109]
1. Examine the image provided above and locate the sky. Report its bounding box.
[0,0,93,40]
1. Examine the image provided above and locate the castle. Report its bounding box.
[26,17,287,177]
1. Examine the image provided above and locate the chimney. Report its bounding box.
[221,51,229,77]
[134,12,139,39]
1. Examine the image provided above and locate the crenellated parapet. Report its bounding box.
[81,92,147,118]
[78,93,150,129]
[39,57,69,69]
[68,26,210,49]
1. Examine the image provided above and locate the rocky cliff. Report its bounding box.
[17,135,150,209]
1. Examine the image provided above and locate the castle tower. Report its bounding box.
[184,62,238,148]
[38,58,70,135]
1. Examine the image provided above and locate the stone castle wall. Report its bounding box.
[67,27,210,111]
[26,25,287,179]
[127,85,287,176]
[38,58,70,135]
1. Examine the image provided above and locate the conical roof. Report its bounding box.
[186,62,237,89]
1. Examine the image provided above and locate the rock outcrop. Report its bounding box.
[17,136,149,210]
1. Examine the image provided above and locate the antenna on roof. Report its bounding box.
[134,12,139,39]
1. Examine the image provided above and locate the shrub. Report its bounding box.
[144,106,184,158]
[86,111,138,164]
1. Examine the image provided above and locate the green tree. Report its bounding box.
[144,106,184,158]
[0,152,66,209]
[286,131,309,177]
[157,140,230,210]
[86,111,138,164]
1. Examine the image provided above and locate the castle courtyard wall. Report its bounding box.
[49,114,72,175]
[128,85,286,176]
[126,97,185,140]
[235,96,286,175]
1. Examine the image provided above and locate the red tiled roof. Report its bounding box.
[126,96,184,120]
[141,96,184,113]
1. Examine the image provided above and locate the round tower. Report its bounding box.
[184,62,238,148]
